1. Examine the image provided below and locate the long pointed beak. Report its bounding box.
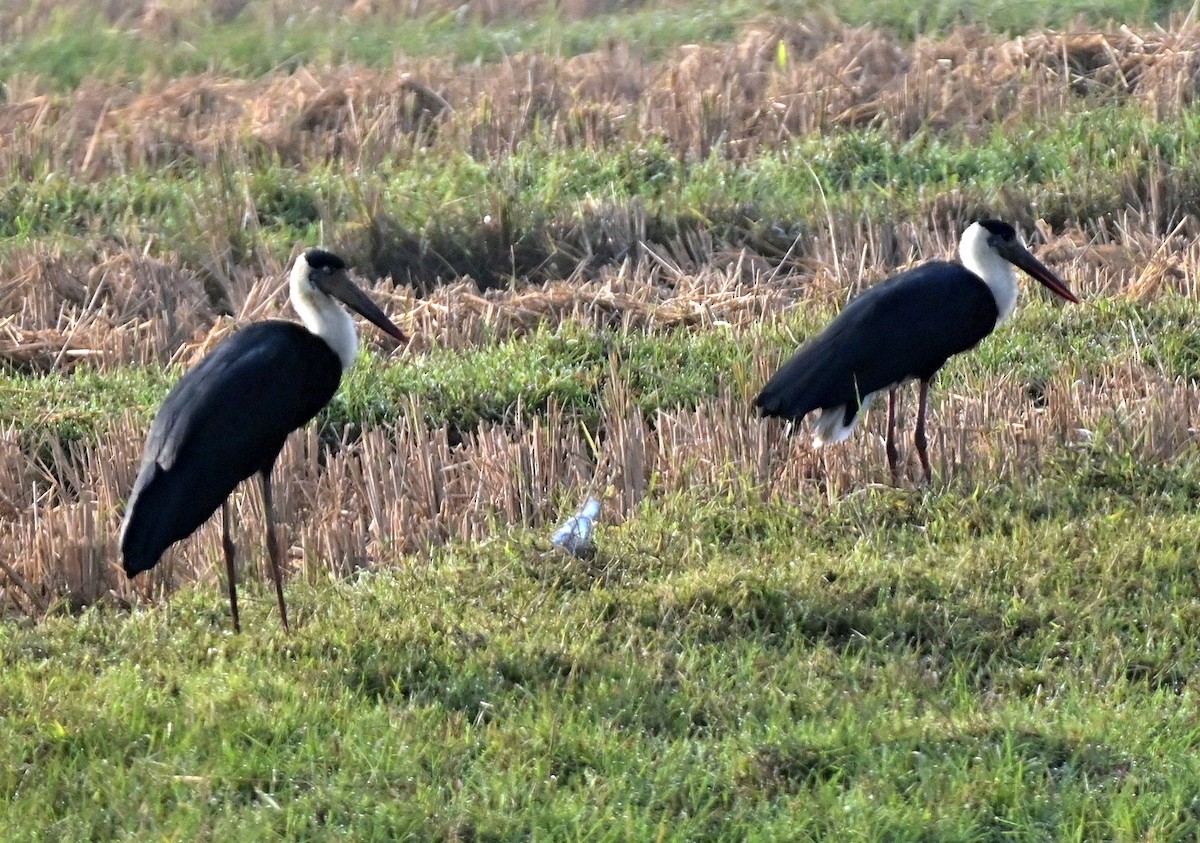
[1003,242,1080,304]
[323,270,409,343]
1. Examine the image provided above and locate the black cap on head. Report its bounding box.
[303,248,347,272]
[978,220,1017,240]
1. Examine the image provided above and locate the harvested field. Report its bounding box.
[5,3,1200,839]
[3,212,1199,613]
[3,13,1200,609]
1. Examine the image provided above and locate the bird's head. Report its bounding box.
[293,248,409,343]
[970,220,1080,304]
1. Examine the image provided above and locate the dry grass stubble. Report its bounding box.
[5,20,1200,615]
[1,331,1195,618]
[2,214,1197,616]
[2,209,1196,372]
[7,21,1200,171]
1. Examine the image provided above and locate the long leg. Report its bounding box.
[259,469,290,632]
[221,501,240,634]
[885,388,900,482]
[914,379,932,483]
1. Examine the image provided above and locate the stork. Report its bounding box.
[120,249,408,631]
[755,220,1079,481]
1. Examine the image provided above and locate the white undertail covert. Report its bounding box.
[808,223,1023,447]
[811,391,879,446]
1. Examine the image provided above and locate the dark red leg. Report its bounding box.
[259,470,290,632]
[221,501,240,634]
[914,380,932,483]
[886,388,900,482]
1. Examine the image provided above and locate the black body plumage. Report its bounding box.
[119,247,409,632]
[755,261,998,428]
[120,321,342,576]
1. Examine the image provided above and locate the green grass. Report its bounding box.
[11,291,1196,444]
[5,464,1200,839]
[7,3,1200,838]
[0,367,170,442]
[7,104,1200,285]
[1,0,1187,90]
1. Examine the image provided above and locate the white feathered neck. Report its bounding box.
[289,253,358,371]
[958,222,1019,327]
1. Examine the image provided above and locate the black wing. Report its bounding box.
[120,321,343,575]
[755,262,999,423]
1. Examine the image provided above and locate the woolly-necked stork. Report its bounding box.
[120,249,407,632]
[755,220,1079,481]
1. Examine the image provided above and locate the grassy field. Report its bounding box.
[5,0,1200,838]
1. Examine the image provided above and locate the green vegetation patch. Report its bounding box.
[8,104,1200,288]
[5,296,1153,444]
[3,0,1186,89]
[5,468,1200,839]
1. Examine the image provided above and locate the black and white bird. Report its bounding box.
[120,249,408,632]
[755,220,1079,481]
